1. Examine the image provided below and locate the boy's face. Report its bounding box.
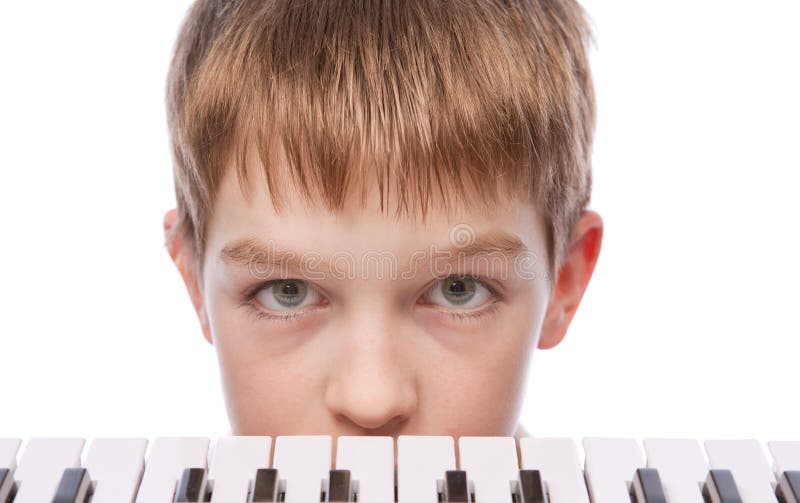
[166,156,602,438]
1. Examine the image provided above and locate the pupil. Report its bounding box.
[449,279,467,294]
[281,282,299,295]
[274,280,306,307]
[442,275,475,305]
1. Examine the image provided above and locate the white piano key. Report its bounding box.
[209,436,272,503]
[0,438,21,470]
[397,436,456,503]
[458,437,519,503]
[705,439,777,503]
[768,441,800,475]
[134,437,209,503]
[643,438,707,503]
[519,437,591,503]
[13,437,85,503]
[583,437,644,503]
[335,436,394,503]
[84,438,148,503]
[272,435,331,503]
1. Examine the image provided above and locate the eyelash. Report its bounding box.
[247,307,308,324]
[241,275,503,324]
[440,298,502,324]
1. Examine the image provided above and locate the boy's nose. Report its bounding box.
[323,321,418,432]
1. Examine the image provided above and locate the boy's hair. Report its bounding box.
[165,0,596,284]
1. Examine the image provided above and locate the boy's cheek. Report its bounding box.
[413,361,527,437]
[217,348,329,435]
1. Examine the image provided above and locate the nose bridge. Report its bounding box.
[324,304,418,431]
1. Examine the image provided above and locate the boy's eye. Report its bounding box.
[254,279,321,312]
[424,275,494,309]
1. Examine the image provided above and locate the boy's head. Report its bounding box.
[163,0,602,437]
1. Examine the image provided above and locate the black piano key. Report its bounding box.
[444,470,470,503]
[250,468,280,502]
[0,468,17,503]
[777,470,800,503]
[52,467,92,503]
[517,469,546,503]
[702,469,743,503]
[326,469,352,502]
[174,467,209,502]
[630,468,667,503]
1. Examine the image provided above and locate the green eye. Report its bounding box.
[255,279,319,312]
[426,274,494,309]
[441,276,477,305]
[272,280,307,307]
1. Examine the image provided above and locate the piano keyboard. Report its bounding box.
[1,436,798,503]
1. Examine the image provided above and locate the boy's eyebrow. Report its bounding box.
[218,231,529,271]
[218,238,333,271]
[435,230,529,261]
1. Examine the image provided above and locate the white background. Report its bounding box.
[0,0,798,453]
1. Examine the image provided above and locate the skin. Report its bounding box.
[163,156,603,443]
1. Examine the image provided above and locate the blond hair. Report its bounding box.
[165,0,596,282]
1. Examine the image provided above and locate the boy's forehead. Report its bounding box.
[205,148,546,263]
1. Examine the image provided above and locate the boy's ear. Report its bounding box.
[163,208,213,345]
[538,209,603,349]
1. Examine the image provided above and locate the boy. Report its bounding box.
[162,0,602,440]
